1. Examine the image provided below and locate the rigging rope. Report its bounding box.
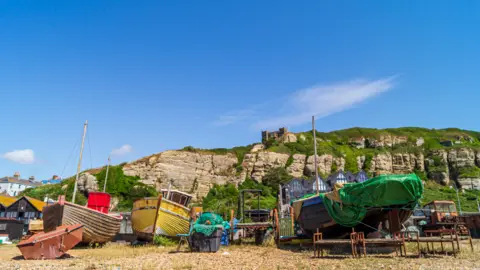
[87,127,93,169]
[60,137,81,179]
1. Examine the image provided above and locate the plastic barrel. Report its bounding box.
[189,228,223,252]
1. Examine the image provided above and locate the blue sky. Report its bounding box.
[1,1,479,180]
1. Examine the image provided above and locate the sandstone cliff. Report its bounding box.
[122,128,480,200]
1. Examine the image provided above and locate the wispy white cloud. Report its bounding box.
[111,144,133,157]
[2,149,35,164]
[212,109,256,126]
[213,76,397,129]
[253,76,397,129]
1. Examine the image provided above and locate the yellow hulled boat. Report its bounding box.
[131,196,161,241]
[132,189,194,241]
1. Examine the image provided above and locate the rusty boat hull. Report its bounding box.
[16,224,83,260]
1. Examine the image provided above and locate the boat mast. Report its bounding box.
[103,156,110,192]
[166,181,172,200]
[312,116,319,195]
[72,120,88,204]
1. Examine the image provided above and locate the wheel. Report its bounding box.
[255,230,266,245]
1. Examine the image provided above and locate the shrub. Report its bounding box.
[153,235,177,246]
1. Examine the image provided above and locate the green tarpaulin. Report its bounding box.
[320,174,424,227]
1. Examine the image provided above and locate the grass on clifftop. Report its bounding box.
[422,181,480,212]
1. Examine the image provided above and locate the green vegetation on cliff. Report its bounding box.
[22,177,88,206]
[202,178,278,219]
[422,181,480,212]
[22,165,157,211]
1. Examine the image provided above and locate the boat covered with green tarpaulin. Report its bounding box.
[292,174,423,238]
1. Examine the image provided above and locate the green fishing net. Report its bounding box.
[192,212,231,236]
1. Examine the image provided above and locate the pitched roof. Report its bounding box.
[0,195,46,211]
[0,177,41,187]
[0,195,16,207]
[24,196,46,211]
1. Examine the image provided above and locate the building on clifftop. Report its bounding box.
[261,127,289,143]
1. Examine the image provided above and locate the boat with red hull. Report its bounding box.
[17,224,83,260]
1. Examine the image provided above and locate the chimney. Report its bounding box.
[13,172,20,179]
[29,176,35,181]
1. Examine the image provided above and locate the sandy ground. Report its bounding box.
[1,241,480,270]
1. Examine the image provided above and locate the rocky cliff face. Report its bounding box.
[123,150,239,200]
[122,129,480,200]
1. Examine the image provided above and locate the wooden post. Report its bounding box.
[152,194,163,242]
[290,206,294,233]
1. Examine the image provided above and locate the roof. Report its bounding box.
[41,179,62,185]
[0,195,46,212]
[0,195,16,207]
[24,196,46,211]
[0,177,41,187]
[160,189,193,198]
[327,170,346,183]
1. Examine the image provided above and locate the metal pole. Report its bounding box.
[312,116,319,195]
[103,156,110,192]
[454,183,462,215]
[72,120,88,204]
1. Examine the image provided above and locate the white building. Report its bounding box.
[0,172,41,197]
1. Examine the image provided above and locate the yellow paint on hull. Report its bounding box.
[131,197,159,241]
[155,199,190,237]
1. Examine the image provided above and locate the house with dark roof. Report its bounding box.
[0,195,46,234]
[0,173,41,197]
[355,170,369,183]
[327,170,350,186]
[312,176,330,193]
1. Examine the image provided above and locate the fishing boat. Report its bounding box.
[132,184,196,239]
[284,117,423,238]
[17,224,83,260]
[131,196,162,241]
[43,195,122,243]
[42,121,122,244]
[155,188,194,237]
[291,174,423,238]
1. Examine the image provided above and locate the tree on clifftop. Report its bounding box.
[261,167,293,193]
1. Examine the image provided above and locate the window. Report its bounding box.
[335,173,348,184]
[436,203,456,213]
[6,212,17,218]
[312,178,329,193]
[357,172,368,183]
[0,212,4,218]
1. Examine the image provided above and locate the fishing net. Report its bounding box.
[193,212,231,236]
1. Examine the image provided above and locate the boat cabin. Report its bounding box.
[424,200,458,225]
[160,189,192,207]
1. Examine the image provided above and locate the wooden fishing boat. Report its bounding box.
[155,189,191,237]
[43,195,122,244]
[131,187,196,239]
[131,196,162,241]
[17,224,83,260]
